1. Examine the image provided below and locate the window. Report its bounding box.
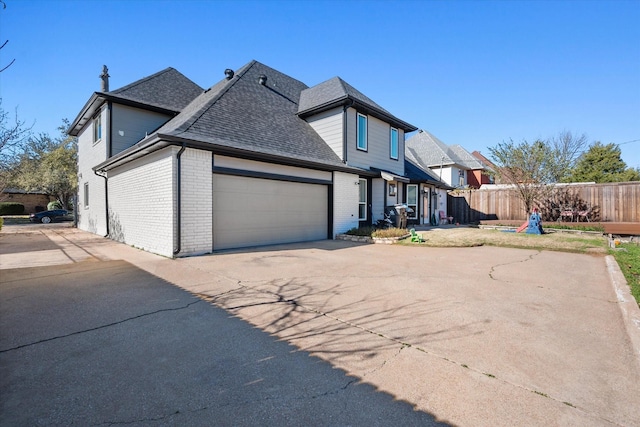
[390,127,398,159]
[358,178,367,221]
[93,114,102,143]
[459,169,465,187]
[357,113,367,151]
[407,184,418,219]
[83,182,89,208]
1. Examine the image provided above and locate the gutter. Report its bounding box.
[95,133,365,176]
[173,143,186,256]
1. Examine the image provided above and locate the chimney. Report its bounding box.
[100,65,110,92]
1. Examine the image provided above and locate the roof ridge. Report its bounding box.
[110,67,175,94]
[335,76,349,96]
[177,60,257,135]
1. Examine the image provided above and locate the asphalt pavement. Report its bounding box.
[1,257,444,426]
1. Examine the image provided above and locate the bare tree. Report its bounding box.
[488,139,556,216]
[0,100,33,195]
[0,1,16,73]
[549,130,589,182]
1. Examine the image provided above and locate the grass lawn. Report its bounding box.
[611,243,640,307]
[402,227,608,253]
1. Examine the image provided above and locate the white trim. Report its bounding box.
[358,178,367,221]
[390,127,398,160]
[356,113,367,151]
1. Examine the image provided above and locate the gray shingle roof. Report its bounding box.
[449,145,485,170]
[404,159,450,187]
[108,67,203,112]
[405,130,484,170]
[298,77,389,115]
[298,77,416,132]
[156,60,349,169]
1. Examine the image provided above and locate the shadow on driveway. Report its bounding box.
[0,259,447,426]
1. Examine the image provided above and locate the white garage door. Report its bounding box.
[213,174,329,250]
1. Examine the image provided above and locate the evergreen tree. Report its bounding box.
[564,142,640,183]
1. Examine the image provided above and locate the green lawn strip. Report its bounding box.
[611,243,640,307]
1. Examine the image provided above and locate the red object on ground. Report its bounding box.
[516,221,528,233]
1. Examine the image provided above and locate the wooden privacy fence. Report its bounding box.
[448,182,640,223]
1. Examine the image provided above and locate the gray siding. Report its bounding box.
[111,104,172,155]
[305,107,344,161]
[345,108,404,175]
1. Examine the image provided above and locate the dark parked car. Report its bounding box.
[29,209,70,224]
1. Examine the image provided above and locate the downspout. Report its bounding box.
[173,143,186,257]
[342,99,354,164]
[94,170,109,237]
[95,101,113,238]
[107,101,113,158]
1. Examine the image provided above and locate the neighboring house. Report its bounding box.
[69,60,441,257]
[405,129,486,188]
[471,151,498,185]
[0,189,54,213]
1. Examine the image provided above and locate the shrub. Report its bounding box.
[0,202,25,215]
[345,226,376,236]
[0,217,3,231]
[47,200,63,210]
[35,205,45,212]
[372,228,409,238]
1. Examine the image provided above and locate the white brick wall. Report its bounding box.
[179,148,212,256]
[77,106,108,236]
[108,147,176,257]
[333,171,359,236]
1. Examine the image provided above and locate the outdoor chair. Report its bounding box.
[410,228,426,243]
[560,207,576,222]
[439,211,452,225]
[577,208,591,222]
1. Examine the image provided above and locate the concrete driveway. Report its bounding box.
[1,224,639,426]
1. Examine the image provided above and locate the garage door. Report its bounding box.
[213,174,329,250]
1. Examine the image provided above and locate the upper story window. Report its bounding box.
[390,127,398,160]
[93,114,102,143]
[357,113,367,151]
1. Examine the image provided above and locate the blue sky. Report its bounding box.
[1,0,639,168]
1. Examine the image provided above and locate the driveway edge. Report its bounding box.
[606,255,640,369]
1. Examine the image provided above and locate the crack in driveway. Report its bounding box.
[194,278,630,425]
[0,300,203,354]
[489,251,540,281]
